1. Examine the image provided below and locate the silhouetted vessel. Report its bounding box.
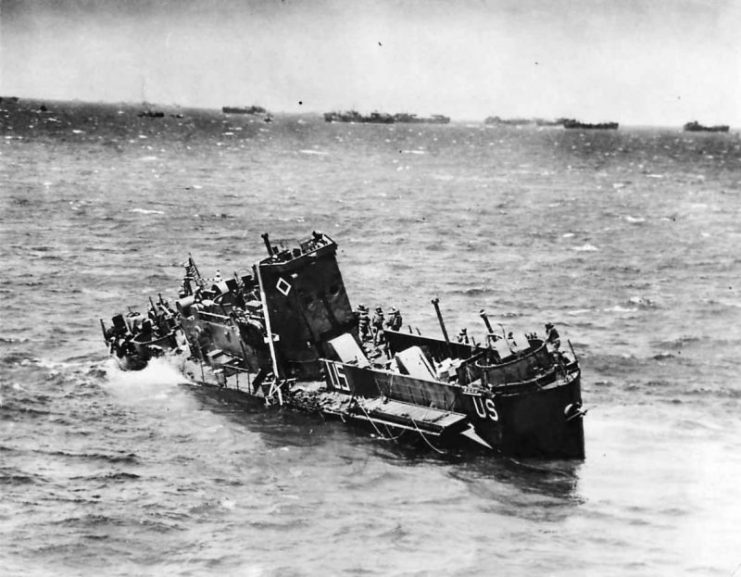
[102,232,586,459]
[222,105,267,114]
[324,111,449,124]
[562,119,618,130]
[683,121,729,133]
[323,111,393,123]
[138,110,165,118]
[393,113,450,124]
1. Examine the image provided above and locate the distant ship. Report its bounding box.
[138,110,165,118]
[392,113,450,124]
[562,119,618,130]
[222,105,267,114]
[324,111,450,124]
[324,110,363,123]
[683,121,729,133]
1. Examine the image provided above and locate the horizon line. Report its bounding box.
[1,94,737,130]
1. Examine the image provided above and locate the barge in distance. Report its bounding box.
[683,121,730,133]
[222,105,267,114]
[101,232,585,459]
[324,111,450,124]
[562,119,618,130]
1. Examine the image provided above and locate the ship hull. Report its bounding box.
[493,372,584,459]
[102,231,586,459]
[321,358,585,459]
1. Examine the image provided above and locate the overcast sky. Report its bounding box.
[1,0,739,125]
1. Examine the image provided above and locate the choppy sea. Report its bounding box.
[2,100,741,576]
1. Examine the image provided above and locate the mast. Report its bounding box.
[479,309,493,333]
[431,298,452,357]
[256,260,282,381]
[186,253,205,289]
[261,233,273,257]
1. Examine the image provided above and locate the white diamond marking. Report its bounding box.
[276,277,292,296]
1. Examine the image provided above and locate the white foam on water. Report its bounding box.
[628,296,655,307]
[603,305,638,313]
[571,243,599,252]
[130,208,164,215]
[103,357,188,402]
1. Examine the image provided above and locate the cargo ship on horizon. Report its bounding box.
[222,105,267,114]
[683,120,730,133]
[562,118,619,130]
[324,111,450,124]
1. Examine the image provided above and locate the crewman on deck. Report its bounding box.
[356,304,371,341]
[372,306,385,345]
[545,322,561,350]
[457,328,469,344]
[385,307,403,331]
[213,269,222,283]
[178,278,192,298]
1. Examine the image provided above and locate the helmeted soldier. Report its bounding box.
[385,307,403,331]
[545,322,561,350]
[372,306,385,345]
[356,304,371,341]
[178,277,192,298]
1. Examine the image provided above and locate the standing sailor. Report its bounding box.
[356,304,371,341]
[385,307,403,331]
[372,306,385,345]
[545,322,561,350]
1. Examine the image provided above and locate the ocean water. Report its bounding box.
[2,100,741,576]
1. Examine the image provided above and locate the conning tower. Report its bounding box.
[257,231,357,380]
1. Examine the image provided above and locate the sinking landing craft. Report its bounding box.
[102,232,586,459]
